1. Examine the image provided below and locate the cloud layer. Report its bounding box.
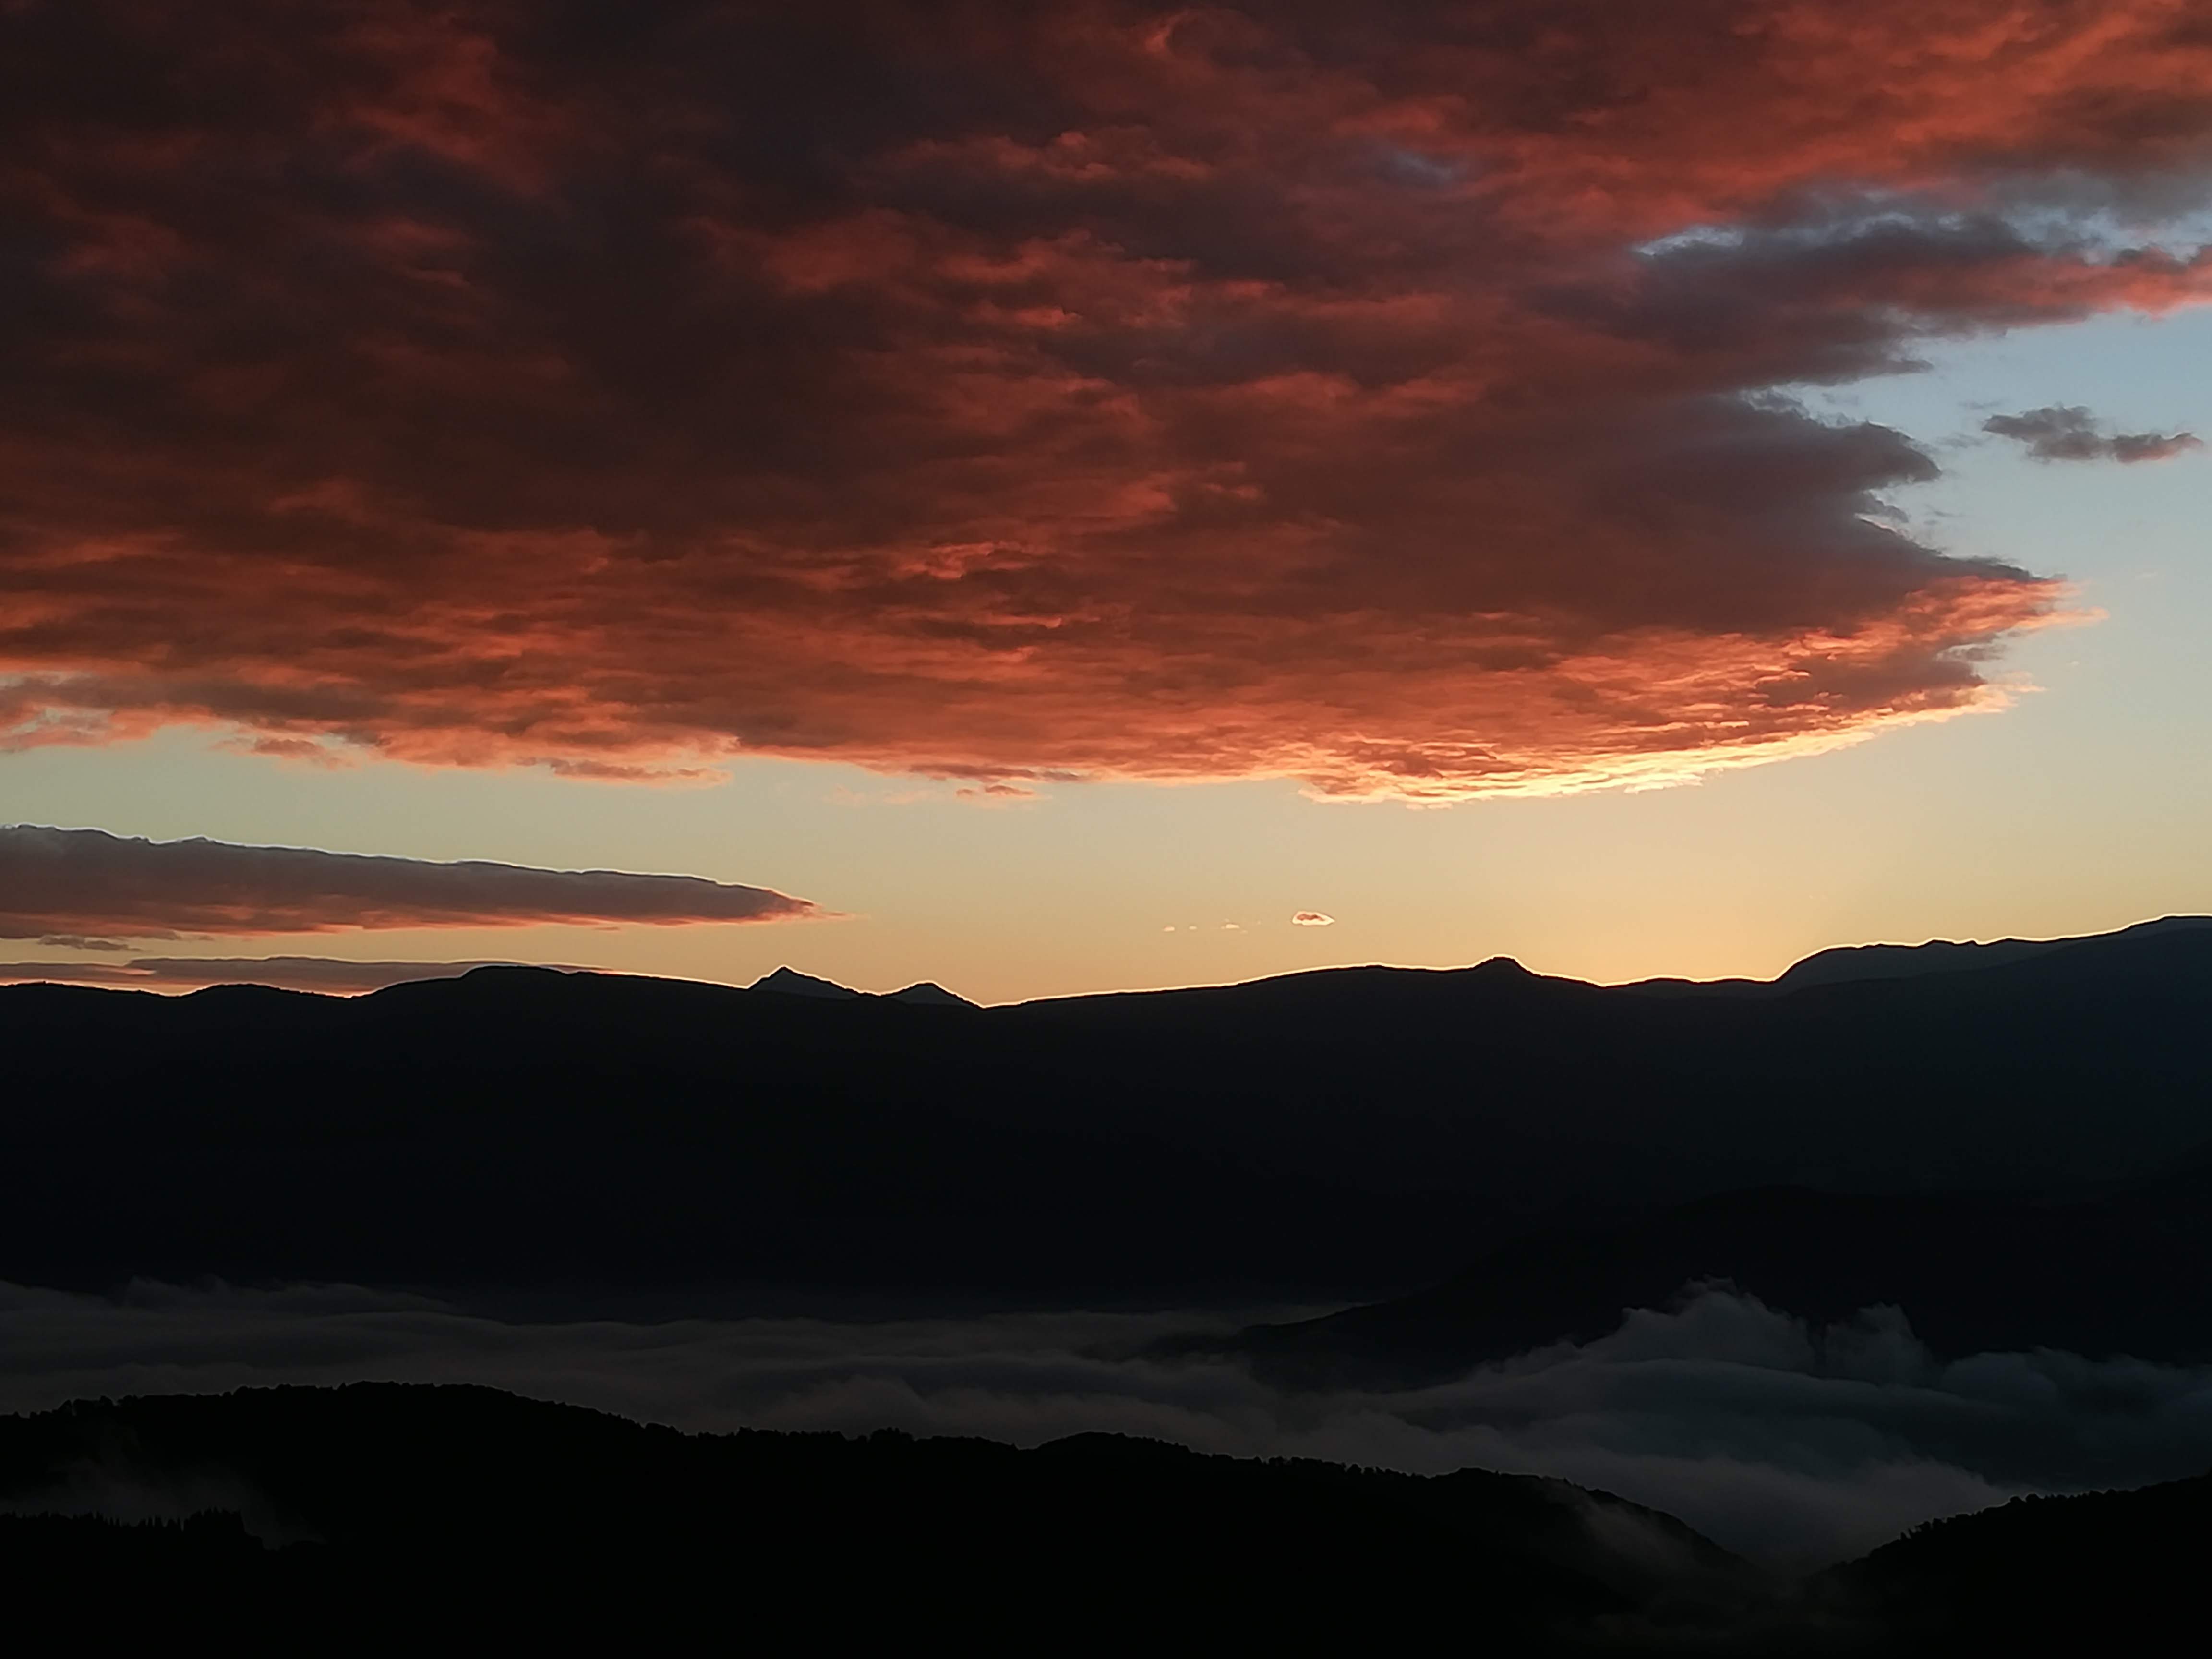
[0,824,814,939]
[1984,405,2204,463]
[5,3,2211,797]
[8,1280,2212,1568]
[0,955,600,994]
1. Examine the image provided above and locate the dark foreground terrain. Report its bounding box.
[1,1384,1749,1650]
[1,1385,2201,1651]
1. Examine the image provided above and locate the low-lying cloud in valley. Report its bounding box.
[12,1279,2212,1570]
[0,824,817,941]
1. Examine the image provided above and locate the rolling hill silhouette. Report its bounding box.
[4,1384,2202,1650]
[4,919,2210,1317]
[0,1385,1754,1649]
[1822,1468,2212,1649]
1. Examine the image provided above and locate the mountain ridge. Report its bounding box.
[5,917,2211,1302]
[1620,913,2212,998]
[10,913,2207,1008]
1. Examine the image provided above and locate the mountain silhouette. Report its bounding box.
[5,919,2212,1310]
[1624,915,2212,998]
[1776,914,2212,989]
[749,967,976,1006]
[888,980,975,1007]
[748,964,863,999]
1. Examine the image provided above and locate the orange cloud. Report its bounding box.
[3,3,2208,799]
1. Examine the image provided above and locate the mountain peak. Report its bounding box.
[888,981,975,1007]
[750,966,861,1000]
[1467,954,1532,976]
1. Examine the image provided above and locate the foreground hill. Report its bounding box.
[1820,1469,2212,1649]
[0,1385,1752,1650]
[4,918,2210,1298]
[3,1385,2203,1650]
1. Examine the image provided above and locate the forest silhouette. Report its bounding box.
[4,1385,2201,1650]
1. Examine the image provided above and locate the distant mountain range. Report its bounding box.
[1625,914,2212,997]
[5,918,2212,1331]
[2,1384,2196,1650]
[756,914,2211,1004]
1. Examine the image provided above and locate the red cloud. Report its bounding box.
[3,3,2209,799]
[0,825,817,939]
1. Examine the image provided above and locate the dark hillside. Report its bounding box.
[1819,1470,2212,1650]
[0,1385,1755,1650]
[8,1384,2206,1651]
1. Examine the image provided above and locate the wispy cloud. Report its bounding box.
[1984,406,2202,464]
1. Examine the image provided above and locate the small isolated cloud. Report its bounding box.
[1983,406,2203,464]
[953,782,1040,804]
[1291,912,1335,927]
[0,825,819,940]
[1221,922,1243,932]
[0,957,601,995]
[216,734,355,769]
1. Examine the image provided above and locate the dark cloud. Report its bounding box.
[0,824,817,939]
[0,955,604,994]
[3,3,2210,797]
[1983,404,2204,463]
[1291,911,1334,926]
[8,1280,2212,1569]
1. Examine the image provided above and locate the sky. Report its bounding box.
[4,0,2210,1003]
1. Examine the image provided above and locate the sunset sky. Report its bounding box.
[4,0,2209,1002]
